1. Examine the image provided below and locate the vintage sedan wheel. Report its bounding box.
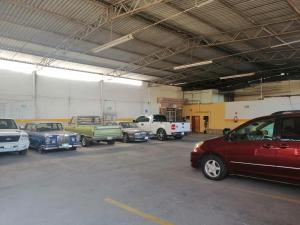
[81,136,90,147]
[122,134,129,143]
[157,129,167,141]
[201,155,227,181]
[38,147,45,154]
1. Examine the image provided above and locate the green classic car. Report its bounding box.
[65,116,122,146]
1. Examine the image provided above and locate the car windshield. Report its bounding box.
[36,123,63,132]
[78,116,101,125]
[0,119,18,129]
[120,122,138,128]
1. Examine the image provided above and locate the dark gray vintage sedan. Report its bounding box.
[119,122,149,143]
[24,122,80,153]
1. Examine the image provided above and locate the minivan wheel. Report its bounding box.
[201,155,227,180]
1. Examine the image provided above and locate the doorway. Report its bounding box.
[192,116,201,133]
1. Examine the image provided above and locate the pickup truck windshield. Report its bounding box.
[0,119,18,129]
[78,116,102,125]
[120,122,138,128]
[36,123,63,132]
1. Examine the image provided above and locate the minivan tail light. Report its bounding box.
[171,124,176,130]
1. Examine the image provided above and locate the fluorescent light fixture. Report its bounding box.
[103,76,142,86]
[174,60,213,70]
[271,39,300,48]
[196,0,214,8]
[173,82,187,86]
[220,72,255,80]
[91,34,134,53]
[0,59,35,74]
[37,67,102,82]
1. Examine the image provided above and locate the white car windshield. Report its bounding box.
[0,119,18,129]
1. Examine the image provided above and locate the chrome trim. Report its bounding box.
[230,161,300,170]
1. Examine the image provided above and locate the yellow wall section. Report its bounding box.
[183,103,248,132]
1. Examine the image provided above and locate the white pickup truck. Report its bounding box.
[134,114,191,141]
[0,118,29,155]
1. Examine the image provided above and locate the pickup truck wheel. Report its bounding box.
[122,134,129,143]
[107,140,115,145]
[201,155,227,181]
[81,136,90,147]
[157,129,167,141]
[19,149,27,155]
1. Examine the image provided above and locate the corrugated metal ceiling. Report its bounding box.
[0,0,299,90]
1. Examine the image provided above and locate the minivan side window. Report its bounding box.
[234,118,275,141]
[280,117,300,141]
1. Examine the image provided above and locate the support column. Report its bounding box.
[33,71,38,118]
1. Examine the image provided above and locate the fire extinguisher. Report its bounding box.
[234,112,238,123]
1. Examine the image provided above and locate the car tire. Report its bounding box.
[81,136,90,147]
[174,136,183,140]
[70,147,77,151]
[123,134,129,143]
[201,155,227,181]
[107,140,115,145]
[19,149,27,155]
[38,147,45,154]
[157,129,167,141]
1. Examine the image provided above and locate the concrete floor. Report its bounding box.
[0,134,299,225]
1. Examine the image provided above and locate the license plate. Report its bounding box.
[181,132,184,136]
[107,137,113,140]
[62,144,69,148]
[145,137,149,140]
[4,145,12,150]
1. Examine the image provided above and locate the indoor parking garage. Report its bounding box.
[0,1,299,225]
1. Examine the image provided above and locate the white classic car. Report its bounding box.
[0,118,29,155]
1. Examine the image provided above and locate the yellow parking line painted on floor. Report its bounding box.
[104,198,175,225]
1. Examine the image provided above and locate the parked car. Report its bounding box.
[118,122,149,143]
[65,116,122,146]
[191,110,300,185]
[0,118,29,155]
[24,122,80,153]
[134,114,191,141]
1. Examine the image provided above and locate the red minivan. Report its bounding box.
[191,111,300,185]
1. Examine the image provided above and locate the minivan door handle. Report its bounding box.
[262,143,272,149]
[279,143,289,149]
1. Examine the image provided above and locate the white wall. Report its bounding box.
[225,96,300,119]
[0,69,182,120]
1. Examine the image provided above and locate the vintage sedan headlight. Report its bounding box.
[193,141,204,152]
